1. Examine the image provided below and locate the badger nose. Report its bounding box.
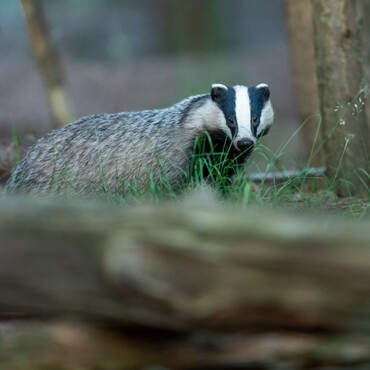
[236,138,254,150]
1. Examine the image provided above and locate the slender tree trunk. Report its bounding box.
[311,0,370,195]
[361,0,370,134]
[20,0,73,128]
[284,0,321,164]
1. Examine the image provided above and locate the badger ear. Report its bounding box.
[211,84,228,103]
[256,83,270,100]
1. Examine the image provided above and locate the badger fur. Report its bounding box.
[6,83,274,196]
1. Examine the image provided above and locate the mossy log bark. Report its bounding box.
[311,0,370,195]
[1,198,370,368]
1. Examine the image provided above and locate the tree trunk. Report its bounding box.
[21,0,73,128]
[284,0,321,164]
[311,0,370,195]
[361,0,370,134]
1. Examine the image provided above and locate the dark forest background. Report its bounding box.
[0,0,300,169]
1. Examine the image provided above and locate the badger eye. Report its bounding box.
[228,117,236,126]
[252,116,259,125]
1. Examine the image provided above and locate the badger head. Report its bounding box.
[210,83,274,153]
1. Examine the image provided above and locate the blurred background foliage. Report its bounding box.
[16,0,285,60]
[0,0,299,168]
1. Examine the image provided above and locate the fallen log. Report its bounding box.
[0,197,370,332]
[1,197,370,368]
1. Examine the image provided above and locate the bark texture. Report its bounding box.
[2,321,370,370]
[311,0,370,195]
[362,0,370,135]
[1,198,370,330]
[1,198,370,368]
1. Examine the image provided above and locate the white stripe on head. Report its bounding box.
[234,85,253,142]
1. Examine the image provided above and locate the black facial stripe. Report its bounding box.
[250,115,259,137]
[248,86,269,137]
[212,87,238,138]
[227,114,238,138]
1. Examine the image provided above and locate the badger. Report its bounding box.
[6,83,274,196]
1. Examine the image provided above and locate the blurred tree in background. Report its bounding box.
[284,0,321,165]
[311,0,370,195]
[23,0,283,61]
[20,0,72,127]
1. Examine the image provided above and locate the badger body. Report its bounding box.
[6,84,274,195]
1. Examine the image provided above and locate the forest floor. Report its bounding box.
[1,158,368,218]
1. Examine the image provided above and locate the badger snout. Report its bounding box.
[235,138,254,152]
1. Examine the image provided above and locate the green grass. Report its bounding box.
[93,125,369,218]
[5,141,369,218]
[4,97,369,218]
[30,119,368,217]
[138,104,369,216]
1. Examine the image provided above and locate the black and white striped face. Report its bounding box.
[210,83,274,150]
